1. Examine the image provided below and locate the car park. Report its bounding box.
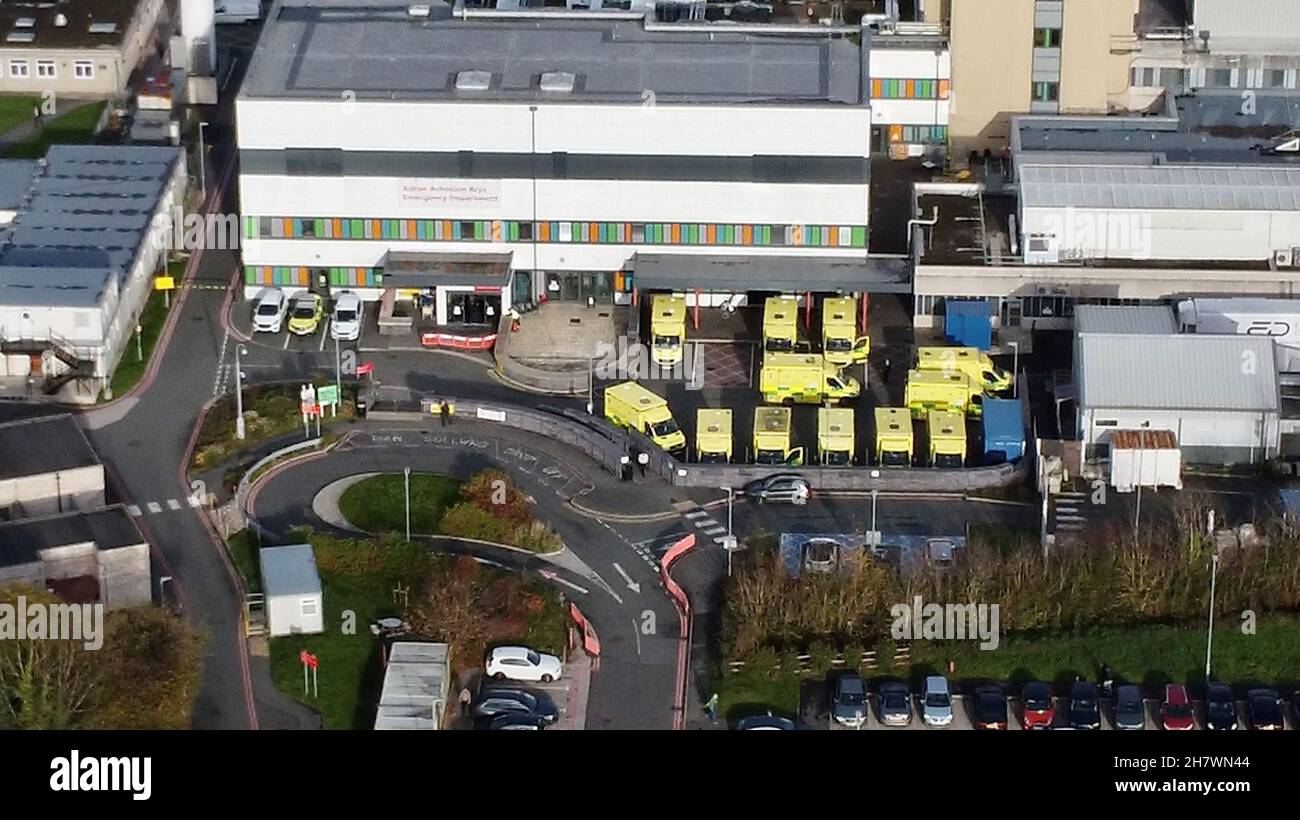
[1205,683,1239,731]
[921,676,954,727]
[485,646,563,683]
[1022,681,1055,729]
[1068,681,1101,730]
[742,474,810,505]
[1160,684,1195,731]
[831,674,867,729]
[971,686,1008,730]
[803,538,840,574]
[1113,684,1145,730]
[471,688,558,725]
[252,288,288,333]
[287,292,324,335]
[736,712,796,730]
[877,681,912,727]
[1246,688,1284,730]
[330,291,362,341]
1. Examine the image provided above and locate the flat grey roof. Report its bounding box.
[384,251,513,288]
[242,3,864,104]
[0,505,145,568]
[0,413,99,480]
[633,253,911,293]
[375,641,451,731]
[0,144,181,310]
[1078,334,1280,413]
[1020,164,1300,212]
[259,544,322,597]
[1074,305,1178,335]
[1015,90,1300,166]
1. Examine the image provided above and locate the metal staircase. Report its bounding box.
[0,331,96,395]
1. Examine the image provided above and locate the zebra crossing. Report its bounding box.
[1052,490,1088,534]
[126,495,204,518]
[678,503,734,545]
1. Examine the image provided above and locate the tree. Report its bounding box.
[0,587,95,729]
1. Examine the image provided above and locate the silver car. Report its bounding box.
[832,674,867,728]
[251,288,287,333]
[922,675,954,727]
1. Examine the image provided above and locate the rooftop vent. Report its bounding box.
[6,31,35,43]
[89,22,119,34]
[539,71,576,94]
[53,13,67,26]
[454,70,492,92]
[14,17,35,28]
[407,3,429,16]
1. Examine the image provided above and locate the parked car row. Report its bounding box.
[817,675,1292,730]
[252,288,362,341]
[472,645,568,730]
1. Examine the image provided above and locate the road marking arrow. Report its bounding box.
[612,562,641,594]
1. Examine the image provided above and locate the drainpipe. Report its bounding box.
[694,289,700,330]
[907,207,939,253]
[804,291,812,330]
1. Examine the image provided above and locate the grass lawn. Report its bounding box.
[103,263,183,400]
[225,529,261,595]
[4,100,107,159]
[0,96,41,139]
[715,615,1300,717]
[338,473,462,535]
[192,382,356,471]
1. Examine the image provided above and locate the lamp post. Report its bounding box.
[720,485,736,577]
[1205,509,1219,680]
[234,344,247,440]
[404,467,412,542]
[1009,340,1020,398]
[198,121,210,195]
[333,332,341,418]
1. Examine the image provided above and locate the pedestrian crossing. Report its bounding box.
[1052,490,1087,533]
[126,495,204,518]
[678,504,734,546]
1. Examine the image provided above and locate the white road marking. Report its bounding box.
[701,525,727,535]
[632,617,642,656]
[146,502,162,514]
[538,569,589,595]
[127,504,142,517]
[187,494,202,507]
[611,562,641,594]
[684,510,708,520]
[167,498,181,511]
[318,322,330,352]
[281,333,291,350]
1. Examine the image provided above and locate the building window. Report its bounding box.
[36,60,55,78]
[73,60,93,80]
[1266,69,1287,88]
[1208,68,1233,87]
[517,221,533,241]
[1032,82,1059,102]
[9,60,28,78]
[301,599,318,617]
[1033,27,1062,48]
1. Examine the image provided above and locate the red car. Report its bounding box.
[1022,681,1055,729]
[1161,684,1195,731]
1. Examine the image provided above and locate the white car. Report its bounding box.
[485,646,563,683]
[330,291,362,341]
[252,288,288,333]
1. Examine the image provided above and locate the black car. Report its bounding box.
[1068,681,1101,730]
[1246,688,1284,730]
[1113,684,1146,730]
[831,674,868,728]
[971,686,1008,730]
[488,713,549,730]
[1205,683,1239,731]
[471,688,559,725]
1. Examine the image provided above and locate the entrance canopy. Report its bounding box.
[631,253,911,294]
[383,251,513,289]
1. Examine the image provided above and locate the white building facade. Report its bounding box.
[236,5,877,322]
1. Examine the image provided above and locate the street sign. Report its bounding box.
[719,535,738,552]
[153,275,175,291]
[317,384,339,406]
[356,362,374,376]
[864,530,882,547]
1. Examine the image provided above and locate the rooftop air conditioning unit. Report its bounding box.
[539,71,576,94]
[1275,248,1296,268]
[54,13,68,26]
[408,4,430,16]
[454,71,492,92]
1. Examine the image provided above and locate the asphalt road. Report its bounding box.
[245,419,692,728]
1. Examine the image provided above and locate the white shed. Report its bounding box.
[258,544,324,636]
